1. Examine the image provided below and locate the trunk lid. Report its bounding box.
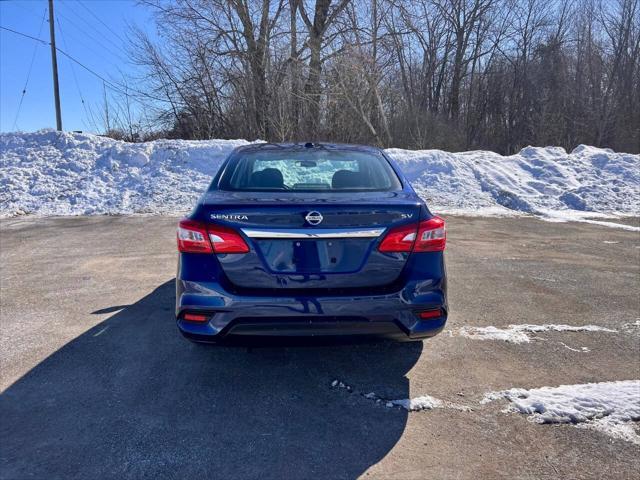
[193,191,423,290]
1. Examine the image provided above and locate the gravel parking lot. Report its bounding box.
[1,215,639,479]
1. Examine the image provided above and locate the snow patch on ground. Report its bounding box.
[536,209,640,231]
[387,395,472,412]
[332,378,640,443]
[483,381,640,444]
[330,379,471,412]
[622,320,640,334]
[388,395,443,411]
[1,130,638,220]
[558,342,590,353]
[456,324,617,344]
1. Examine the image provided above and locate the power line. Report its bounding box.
[0,25,47,44]
[76,0,127,44]
[56,15,93,131]
[62,1,127,52]
[56,48,167,102]
[0,24,169,103]
[53,5,129,64]
[11,8,47,130]
[53,16,125,67]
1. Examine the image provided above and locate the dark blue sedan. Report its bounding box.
[175,142,447,343]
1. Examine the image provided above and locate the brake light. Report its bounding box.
[207,224,250,253]
[378,216,446,253]
[178,219,212,253]
[177,219,249,254]
[414,216,446,252]
[378,223,418,252]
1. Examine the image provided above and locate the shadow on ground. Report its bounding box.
[1,280,422,479]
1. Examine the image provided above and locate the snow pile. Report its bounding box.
[0,130,250,216]
[483,381,640,444]
[389,144,640,216]
[456,324,617,344]
[1,130,639,218]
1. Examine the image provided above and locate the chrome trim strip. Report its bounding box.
[241,227,386,239]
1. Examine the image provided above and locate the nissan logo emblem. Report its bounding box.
[305,211,323,226]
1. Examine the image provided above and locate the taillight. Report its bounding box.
[378,216,446,253]
[207,224,249,253]
[378,223,418,252]
[414,216,446,252]
[178,219,212,253]
[177,219,249,254]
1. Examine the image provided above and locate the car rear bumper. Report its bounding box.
[176,279,447,343]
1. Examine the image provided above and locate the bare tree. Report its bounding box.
[298,0,351,137]
[123,0,639,154]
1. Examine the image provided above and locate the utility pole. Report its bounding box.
[48,0,62,131]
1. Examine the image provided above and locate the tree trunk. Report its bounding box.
[303,0,332,138]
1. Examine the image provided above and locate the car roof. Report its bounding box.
[233,142,383,155]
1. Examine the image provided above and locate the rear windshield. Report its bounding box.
[217,148,402,192]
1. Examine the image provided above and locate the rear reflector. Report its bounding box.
[378,216,446,253]
[177,219,249,254]
[183,313,209,322]
[418,309,443,319]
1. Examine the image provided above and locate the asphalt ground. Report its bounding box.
[1,215,639,479]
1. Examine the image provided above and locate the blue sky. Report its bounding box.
[0,0,155,133]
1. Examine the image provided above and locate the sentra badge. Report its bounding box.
[211,214,249,221]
